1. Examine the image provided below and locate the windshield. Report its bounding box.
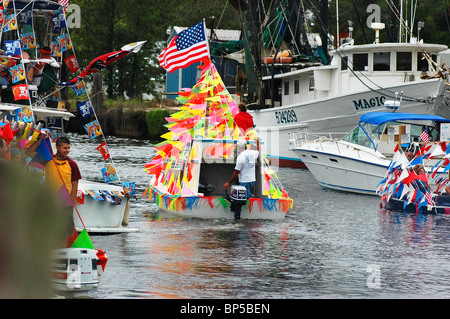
[342,123,379,149]
[342,120,441,150]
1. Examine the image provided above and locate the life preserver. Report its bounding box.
[263,56,293,64]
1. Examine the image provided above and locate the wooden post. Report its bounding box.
[92,73,104,112]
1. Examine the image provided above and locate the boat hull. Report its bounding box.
[251,79,449,168]
[74,180,137,233]
[292,142,391,195]
[156,202,288,220]
[385,197,450,214]
[145,185,291,221]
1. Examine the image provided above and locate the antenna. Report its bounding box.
[417,21,424,42]
[370,22,385,44]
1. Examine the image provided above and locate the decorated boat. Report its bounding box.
[231,1,450,168]
[0,0,145,234]
[143,61,293,220]
[0,0,145,296]
[290,111,450,195]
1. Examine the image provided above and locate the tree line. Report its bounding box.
[69,0,450,102]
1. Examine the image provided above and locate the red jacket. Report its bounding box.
[234,111,254,134]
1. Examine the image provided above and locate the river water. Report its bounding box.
[68,133,450,299]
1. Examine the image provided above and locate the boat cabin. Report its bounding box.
[179,138,263,198]
[261,42,449,108]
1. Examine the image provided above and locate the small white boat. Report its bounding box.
[143,62,293,220]
[145,138,293,220]
[51,247,108,298]
[290,112,450,195]
[74,179,137,233]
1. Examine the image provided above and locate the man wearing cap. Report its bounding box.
[26,46,57,87]
[223,138,260,199]
[234,102,255,135]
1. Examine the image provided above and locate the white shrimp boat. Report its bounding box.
[290,112,450,195]
[251,39,450,168]
[239,2,450,168]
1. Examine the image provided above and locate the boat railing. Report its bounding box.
[289,128,385,160]
[289,129,345,148]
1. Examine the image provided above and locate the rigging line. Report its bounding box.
[278,1,302,55]
[303,0,411,99]
[444,0,450,32]
[215,0,228,30]
[291,3,305,55]
[82,83,123,185]
[335,46,425,102]
[264,7,287,55]
[237,1,258,71]
[11,0,35,110]
[385,0,439,72]
[59,9,122,185]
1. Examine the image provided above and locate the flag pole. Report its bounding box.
[203,18,211,61]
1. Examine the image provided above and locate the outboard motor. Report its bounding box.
[227,185,247,220]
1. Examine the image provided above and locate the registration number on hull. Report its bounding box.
[275,109,297,124]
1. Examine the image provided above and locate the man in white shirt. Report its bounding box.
[223,138,260,199]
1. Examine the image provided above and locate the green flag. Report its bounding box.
[71,228,95,249]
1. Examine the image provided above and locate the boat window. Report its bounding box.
[409,124,439,142]
[284,81,289,95]
[342,125,375,149]
[352,53,368,71]
[341,56,348,70]
[373,52,390,71]
[308,76,314,91]
[294,80,299,94]
[396,52,412,71]
[417,52,437,72]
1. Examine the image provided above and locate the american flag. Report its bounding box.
[159,21,209,73]
[58,0,69,8]
[425,191,433,205]
[420,127,429,144]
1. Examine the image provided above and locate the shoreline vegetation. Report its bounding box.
[66,98,177,143]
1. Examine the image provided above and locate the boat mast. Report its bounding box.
[336,0,339,47]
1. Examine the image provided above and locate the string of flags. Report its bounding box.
[377,140,450,212]
[0,2,143,195]
[142,59,293,213]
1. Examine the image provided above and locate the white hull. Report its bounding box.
[252,79,449,166]
[291,112,450,195]
[74,180,137,233]
[293,144,390,195]
[144,137,293,221]
[154,196,288,220]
